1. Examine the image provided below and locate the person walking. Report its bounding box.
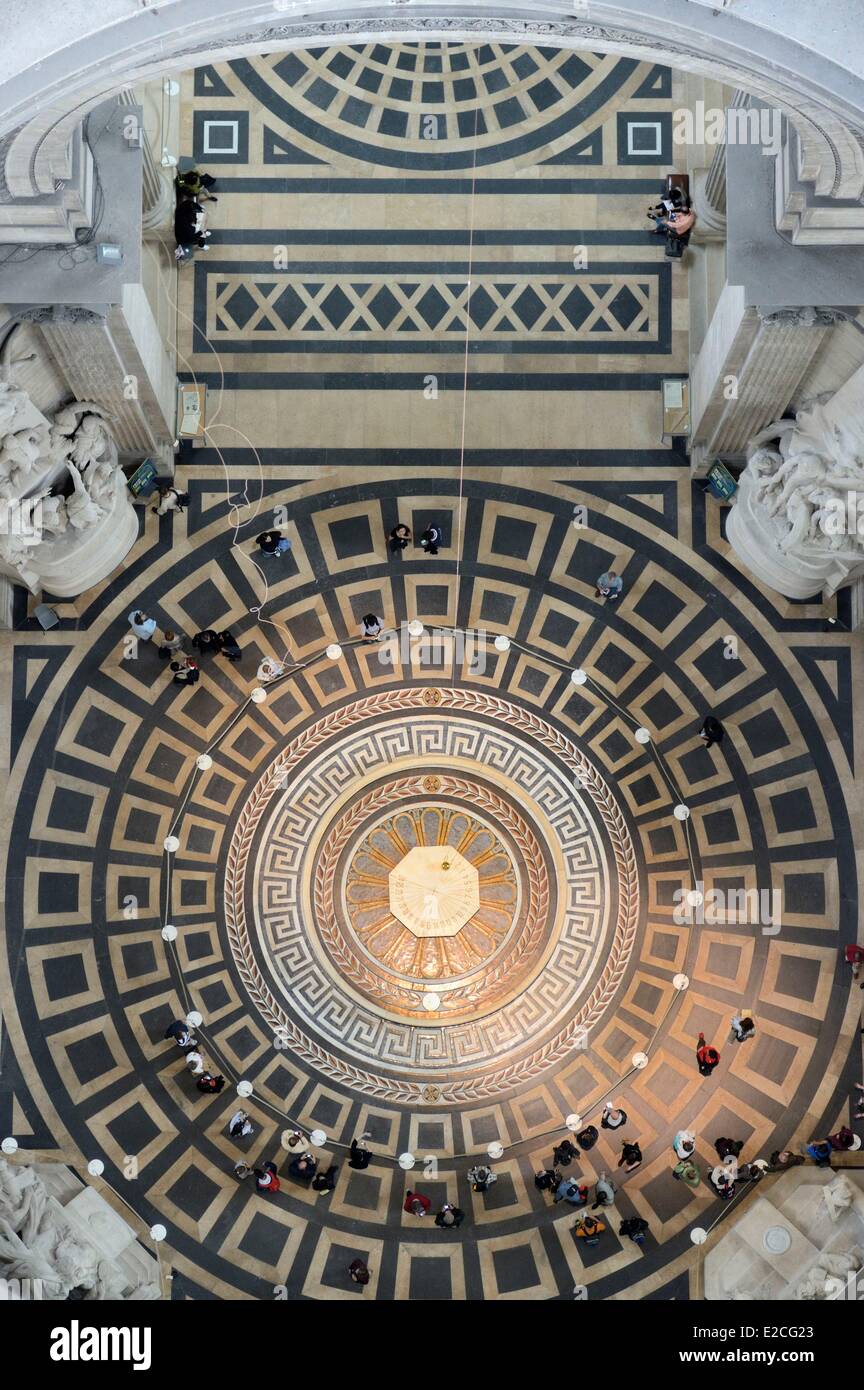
[128,610,157,641]
[192,628,220,656]
[312,1164,339,1193]
[591,1173,616,1210]
[699,715,725,749]
[256,529,292,557]
[196,1072,225,1094]
[731,1014,756,1042]
[673,1159,701,1188]
[170,657,199,686]
[554,1177,588,1207]
[574,1214,605,1245]
[349,1136,372,1170]
[228,1109,254,1139]
[289,1153,318,1182]
[360,614,382,641]
[420,523,442,556]
[254,1161,280,1194]
[673,1129,696,1159]
[467,1165,497,1193]
[164,1019,197,1048]
[217,630,242,662]
[404,1190,431,1216]
[601,1104,627,1130]
[389,523,411,554]
[618,1141,642,1173]
[619,1217,650,1244]
[697,1032,721,1076]
[553,1138,579,1166]
[534,1168,561,1194]
[595,571,623,603]
[434,1203,465,1228]
[348,1258,370,1286]
[158,628,184,659]
[153,486,190,516]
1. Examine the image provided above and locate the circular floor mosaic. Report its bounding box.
[228,688,638,1102]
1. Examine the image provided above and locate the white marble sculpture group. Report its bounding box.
[0,329,138,597]
[0,1159,159,1300]
[726,361,864,599]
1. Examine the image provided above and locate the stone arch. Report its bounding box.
[1,3,864,214]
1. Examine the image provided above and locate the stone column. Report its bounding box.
[689,291,841,472]
[24,302,174,456]
[119,90,172,235]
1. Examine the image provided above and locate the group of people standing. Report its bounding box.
[127,611,242,684]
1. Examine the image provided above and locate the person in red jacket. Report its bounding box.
[696,1032,721,1076]
[254,1161,280,1194]
[403,1190,431,1216]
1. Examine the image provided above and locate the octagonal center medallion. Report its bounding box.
[388,846,480,937]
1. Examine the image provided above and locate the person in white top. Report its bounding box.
[228,1109,254,1139]
[673,1129,696,1159]
[184,1051,205,1075]
[128,610,156,641]
[601,1104,627,1130]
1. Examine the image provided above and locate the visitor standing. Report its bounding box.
[389,523,411,553]
[595,571,623,603]
[731,1014,756,1042]
[420,523,442,555]
[696,1032,721,1075]
[699,715,725,749]
[601,1104,628,1130]
[404,1190,431,1216]
[128,610,156,641]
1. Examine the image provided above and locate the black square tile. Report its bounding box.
[75,707,124,756]
[632,980,663,1014]
[599,729,631,762]
[184,930,215,961]
[181,578,230,630]
[231,728,266,760]
[782,872,825,915]
[199,980,230,1011]
[492,1244,540,1294]
[561,691,593,726]
[654,878,684,907]
[226,1026,259,1060]
[349,590,385,623]
[469,1115,499,1144]
[415,585,450,616]
[478,589,515,625]
[186,824,216,855]
[166,1167,221,1221]
[770,788,817,834]
[416,1123,446,1149]
[649,930,679,962]
[344,1172,381,1211]
[120,940,157,979]
[125,807,161,844]
[706,941,743,979]
[693,645,745,690]
[775,954,821,1002]
[648,825,677,855]
[678,746,717,784]
[107,1102,161,1155]
[116,875,150,913]
[480,1173,516,1211]
[633,580,685,630]
[641,688,682,729]
[239,1212,292,1265]
[285,608,325,647]
[593,645,634,684]
[539,609,579,649]
[310,1095,342,1127]
[66,1033,116,1085]
[179,878,208,907]
[38,871,79,914]
[747,1035,797,1086]
[409,1257,452,1300]
[145,743,186,782]
[739,710,789,758]
[703,808,739,845]
[517,665,549,698]
[490,514,536,561]
[640,1170,695,1222]
[265,1064,302,1101]
[43,953,88,1001]
[46,787,92,833]
[268,688,303,724]
[329,515,373,560]
[566,539,614,587]
[183,688,223,726]
[629,773,661,806]
[316,666,347,696]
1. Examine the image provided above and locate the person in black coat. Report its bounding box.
[619,1217,650,1244]
[389,523,411,553]
[420,524,442,555]
[312,1164,339,1193]
[349,1137,371,1170]
[699,715,725,749]
[618,1141,642,1172]
[217,630,242,662]
[192,629,220,655]
[553,1139,579,1166]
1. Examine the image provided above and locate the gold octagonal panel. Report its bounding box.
[388,846,480,937]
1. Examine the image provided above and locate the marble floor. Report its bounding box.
[0,42,862,1302]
